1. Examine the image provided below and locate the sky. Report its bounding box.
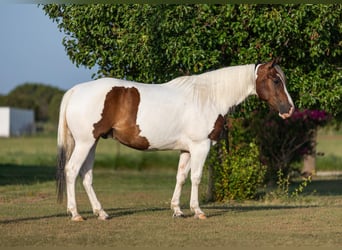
[0,4,97,95]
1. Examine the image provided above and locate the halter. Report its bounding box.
[254,63,261,82]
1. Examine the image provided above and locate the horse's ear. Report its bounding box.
[270,57,282,68]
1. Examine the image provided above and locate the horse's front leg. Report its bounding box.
[171,151,190,217]
[189,140,211,219]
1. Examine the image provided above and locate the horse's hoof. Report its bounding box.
[194,213,207,220]
[173,212,185,218]
[95,209,109,221]
[71,215,85,222]
[98,214,109,221]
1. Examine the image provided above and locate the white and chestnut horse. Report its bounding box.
[57,59,294,221]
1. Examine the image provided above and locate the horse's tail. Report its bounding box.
[56,89,75,203]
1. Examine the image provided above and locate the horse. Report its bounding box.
[56,58,294,221]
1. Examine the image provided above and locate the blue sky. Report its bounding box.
[0,4,97,94]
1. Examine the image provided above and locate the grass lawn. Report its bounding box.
[316,129,342,171]
[0,169,342,247]
[0,133,341,247]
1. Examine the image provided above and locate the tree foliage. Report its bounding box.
[0,83,64,123]
[43,4,342,119]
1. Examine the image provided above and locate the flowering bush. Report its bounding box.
[251,109,331,182]
[208,109,330,201]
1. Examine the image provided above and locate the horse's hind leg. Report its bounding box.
[79,142,109,220]
[171,151,190,217]
[65,142,94,221]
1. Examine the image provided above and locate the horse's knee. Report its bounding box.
[191,176,201,186]
[176,172,187,185]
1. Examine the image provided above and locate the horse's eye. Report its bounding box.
[274,78,280,84]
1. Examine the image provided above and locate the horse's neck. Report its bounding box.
[192,64,257,114]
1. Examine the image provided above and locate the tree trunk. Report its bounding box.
[301,129,317,177]
[302,154,316,177]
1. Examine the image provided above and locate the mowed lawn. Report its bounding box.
[0,134,342,247]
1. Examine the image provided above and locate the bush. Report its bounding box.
[208,109,330,202]
[208,118,266,201]
[251,109,331,183]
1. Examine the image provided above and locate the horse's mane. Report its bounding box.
[166,64,256,114]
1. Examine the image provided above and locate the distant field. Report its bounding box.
[0,135,179,171]
[0,127,340,167]
[316,128,342,171]
[0,133,342,247]
[0,128,341,184]
[317,129,342,157]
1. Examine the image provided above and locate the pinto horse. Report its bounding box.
[56,59,294,221]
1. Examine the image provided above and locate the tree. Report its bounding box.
[0,83,64,123]
[42,4,342,119]
[42,4,341,199]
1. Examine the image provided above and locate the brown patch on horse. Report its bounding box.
[208,114,225,141]
[93,86,150,150]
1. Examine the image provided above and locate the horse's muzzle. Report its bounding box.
[279,106,294,119]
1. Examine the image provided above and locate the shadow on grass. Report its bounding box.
[301,178,342,196]
[203,204,319,218]
[0,207,169,224]
[0,163,55,185]
[106,205,312,219]
[0,204,317,224]
[0,213,68,225]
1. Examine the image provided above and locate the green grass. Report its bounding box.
[316,155,342,171]
[0,135,180,170]
[0,128,340,172]
[0,136,57,166]
[0,134,342,247]
[96,138,179,170]
[316,128,342,171]
[0,169,342,247]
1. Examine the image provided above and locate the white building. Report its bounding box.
[0,107,35,137]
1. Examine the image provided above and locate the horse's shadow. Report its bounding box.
[106,207,169,218]
[0,203,315,224]
[107,203,318,219]
[201,204,318,218]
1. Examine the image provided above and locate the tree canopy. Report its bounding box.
[42,4,342,119]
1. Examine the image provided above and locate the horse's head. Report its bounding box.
[255,58,294,119]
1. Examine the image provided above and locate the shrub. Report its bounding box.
[208,109,330,202]
[208,118,266,201]
[264,168,312,202]
[251,109,331,183]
